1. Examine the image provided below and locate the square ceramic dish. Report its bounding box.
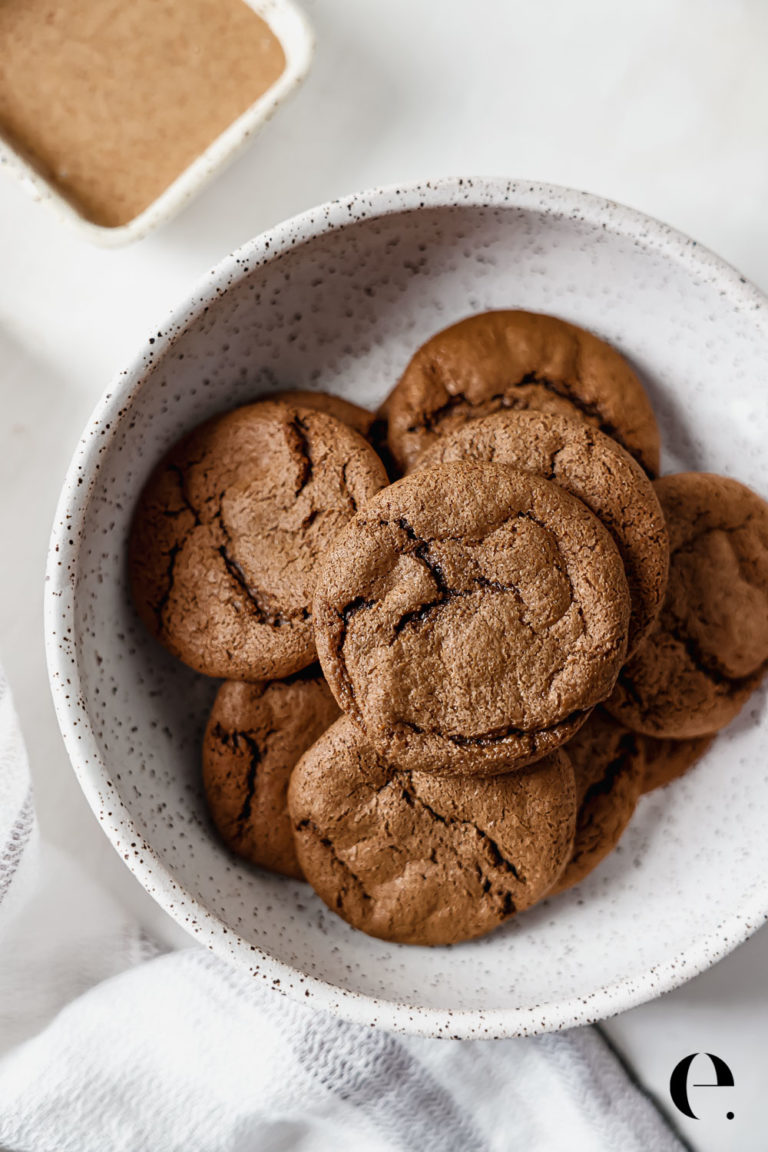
[0,0,313,246]
[45,178,768,1037]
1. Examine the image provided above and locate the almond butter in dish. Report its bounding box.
[0,0,309,237]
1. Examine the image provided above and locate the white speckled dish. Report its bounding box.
[0,0,313,246]
[45,178,768,1038]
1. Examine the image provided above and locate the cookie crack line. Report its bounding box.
[153,542,183,631]
[151,462,207,627]
[387,513,531,639]
[218,543,309,628]
[327,509,592,729]
[295,818,372,907]
[166,462,203,525]
[213,726,262,839]
[400,779,523,883]
[215,500,310,628]
[332,599,374,714]
[471,861,518,920]
[410,373,641,470]
[399,713,586,749]
[390,575,526,640]
[152,471,312,630]
[340,460,358,513]
[342,596,376,625]
[212,722,279,746]
[283,413,314,495]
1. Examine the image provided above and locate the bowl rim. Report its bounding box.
[45,175,768,1038]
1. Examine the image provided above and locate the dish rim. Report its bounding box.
[44,174,768,1038]
[0,0,314,246]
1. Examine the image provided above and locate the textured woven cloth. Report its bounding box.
[0,668,683,1152]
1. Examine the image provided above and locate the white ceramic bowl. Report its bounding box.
[45,177,768,1038]
[0,0,313,246]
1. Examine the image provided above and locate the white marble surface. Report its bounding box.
[1,0,766,1147]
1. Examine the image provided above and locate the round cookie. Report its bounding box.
[639,733,714,794]
[416,410,668,655]
[385,311,661,476]
[288,716,577,945]
[606,473,768,738]
[203,670,340,879]
[550,709,644,895]
[274,390,376,440]
[129,400,388,680]
[313,461,631,776]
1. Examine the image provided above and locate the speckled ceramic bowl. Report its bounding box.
[45,178,768,1038]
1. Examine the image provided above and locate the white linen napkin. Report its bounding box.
[0,665,683,1152]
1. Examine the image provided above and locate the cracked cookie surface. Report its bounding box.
[288,715,577,945]
[384,311,661,476]
[202,669,340,879]
[606,473,768,738]
[551,708,644,895]
[416,410,668,655]
[313,461,631,775]
[270,389,376,439]
[129,400,388,679]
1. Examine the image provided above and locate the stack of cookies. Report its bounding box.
[129,310,768,946]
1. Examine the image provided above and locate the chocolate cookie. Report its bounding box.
[202,670,340,879]
[129,400,388,680]
[416,410,668,654]
[313,461,631,775]
[273,390,376,439]
[385,311,661,476]
[551,709,644,894]
[639,733,714,794]
[606,473,768,738]
[288,716,577,945]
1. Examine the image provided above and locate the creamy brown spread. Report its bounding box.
[0,0,286,227]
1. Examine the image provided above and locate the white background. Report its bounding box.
[1,1,766,1148]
